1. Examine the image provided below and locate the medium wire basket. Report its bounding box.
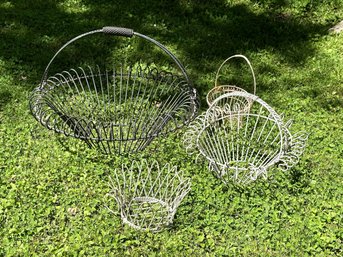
[30,27,198,154]
[107,159,191,232]
[206,55,256,112]
[183,91,308,184]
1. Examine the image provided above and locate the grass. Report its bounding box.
[0,0,342,256]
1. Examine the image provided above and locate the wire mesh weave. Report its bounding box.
[107,159,191,232]
[30,27,197,154]
[183,91,308,184]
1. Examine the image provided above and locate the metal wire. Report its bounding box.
[206,55,256,107]
[279,120,309,171]
[107,159,191,232]
[30,27,198,154]
[183,91,308,184]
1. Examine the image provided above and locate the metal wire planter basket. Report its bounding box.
[206,55,256,114]
[30,27,197,154]
[107,159,191,232]
[183,91,308,184]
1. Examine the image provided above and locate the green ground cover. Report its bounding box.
[0,0,342,256]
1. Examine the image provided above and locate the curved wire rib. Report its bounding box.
[185,91,308,184]
[182,113,207,155]
[30,64,196,154]
[183,91,308,185]
[278,128,309,171]
[107,159,191,232]
[31,27,198,155]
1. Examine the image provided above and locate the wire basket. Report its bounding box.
[184,91,308,184]
[30,27,198,154]
[206,55,256,113]
[107,159,191,232]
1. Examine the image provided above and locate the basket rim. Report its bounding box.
[206,84,250,106]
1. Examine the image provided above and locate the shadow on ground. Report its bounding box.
[0,90,12,111]
[0,0,330,92]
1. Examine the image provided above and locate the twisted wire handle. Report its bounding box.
[214,54,256,95]
[40,26,192,89]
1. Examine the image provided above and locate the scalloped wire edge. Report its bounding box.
[107,159,191,232]
[183,91,308,184]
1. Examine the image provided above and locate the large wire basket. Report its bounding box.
[107,159,191,232]
[183,91,308,184]
[206,55,256,112]
[30,27,197,154]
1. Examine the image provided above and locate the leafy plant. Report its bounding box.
[0,0,342,256]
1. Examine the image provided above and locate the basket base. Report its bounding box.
[121,197,174,232]
[210,161,268,184]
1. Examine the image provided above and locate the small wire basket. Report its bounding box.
[107,159,191,232]
[30,27,197,154]
[184,91,308,184]
[206,55,256,113]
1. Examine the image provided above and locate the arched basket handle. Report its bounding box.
[40,26,192,89]
[214,54,256,95]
